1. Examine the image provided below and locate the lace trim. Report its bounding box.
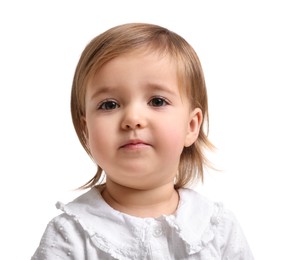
[56,202,149,260]
[55,189,223,258]
[165,202,223,255]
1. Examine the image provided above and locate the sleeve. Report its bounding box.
[31,214,85,260]
[220,209,254,260]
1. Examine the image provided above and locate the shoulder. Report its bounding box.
[177,188,241,227]
[31,213,86,259]
[176,188,254,259]
[32,188,102,260]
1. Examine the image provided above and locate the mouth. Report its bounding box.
[119,139,151,150]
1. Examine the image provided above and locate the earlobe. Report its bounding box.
[184,108,203,147]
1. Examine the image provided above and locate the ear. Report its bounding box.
[184,108,203,147]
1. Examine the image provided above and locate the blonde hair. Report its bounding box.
[71,23,214,189]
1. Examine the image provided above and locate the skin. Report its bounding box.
[84,48,202,218]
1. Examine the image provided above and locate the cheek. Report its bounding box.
[86,119,112,158]
[158,124,187,156]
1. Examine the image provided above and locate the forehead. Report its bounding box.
[88,48,178,87]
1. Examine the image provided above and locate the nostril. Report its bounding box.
[124,123,141,129]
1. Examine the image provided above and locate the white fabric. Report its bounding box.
[31,188,254,259]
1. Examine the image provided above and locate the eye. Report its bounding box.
[148,97,169,107]
[98,100,120,110]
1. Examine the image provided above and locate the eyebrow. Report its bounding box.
[89,82,177,100]
[89,85,119,100]
[145,83,177,96]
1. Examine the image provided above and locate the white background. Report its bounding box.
[1,1,283,259]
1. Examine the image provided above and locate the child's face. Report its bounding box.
[84,49,201,189]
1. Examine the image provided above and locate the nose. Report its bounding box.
[121,105,146,130]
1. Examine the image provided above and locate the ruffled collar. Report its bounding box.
[56,187,223,259]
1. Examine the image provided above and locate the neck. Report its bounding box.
[101,179,179,218]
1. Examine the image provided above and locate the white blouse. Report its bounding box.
[32,188,254,259]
